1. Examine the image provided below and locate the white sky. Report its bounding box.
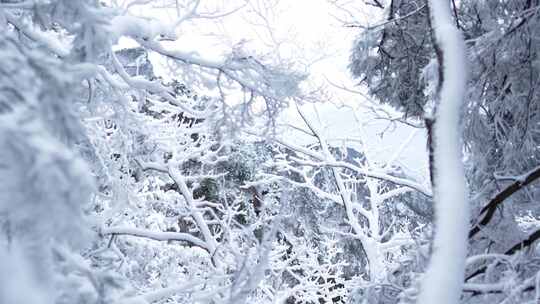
[119,0,429,180]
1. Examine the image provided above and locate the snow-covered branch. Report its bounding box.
[266,136,432,196]
[5,11,69,57]
[119,279,211,304]
[101,226,209,251]
[417,2,469,304]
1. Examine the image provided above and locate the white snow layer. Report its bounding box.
[108,15,177,43]
[417,2,469,304]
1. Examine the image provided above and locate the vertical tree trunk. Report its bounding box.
[418,1,469,304]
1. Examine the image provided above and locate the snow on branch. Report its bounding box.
[505,228,540,255]
[109,50,210,119]
[167,165,219,254]
[101,227,209,251]
[119,279,212,304]
[466,229,540,282]
[5,11,70,57]
[268,136,432,197]
[462,282,507,293]
[138,39,305,101]
[417,1,469,304]
[469,165,540,238]
[135,160,220,258]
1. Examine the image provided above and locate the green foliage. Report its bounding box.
[223,158,253,184]
[349,2,433,117]
[193,178,219,202]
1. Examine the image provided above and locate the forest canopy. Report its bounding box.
[0,1,539,304]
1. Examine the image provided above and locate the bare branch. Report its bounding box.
[469,165,540,238]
